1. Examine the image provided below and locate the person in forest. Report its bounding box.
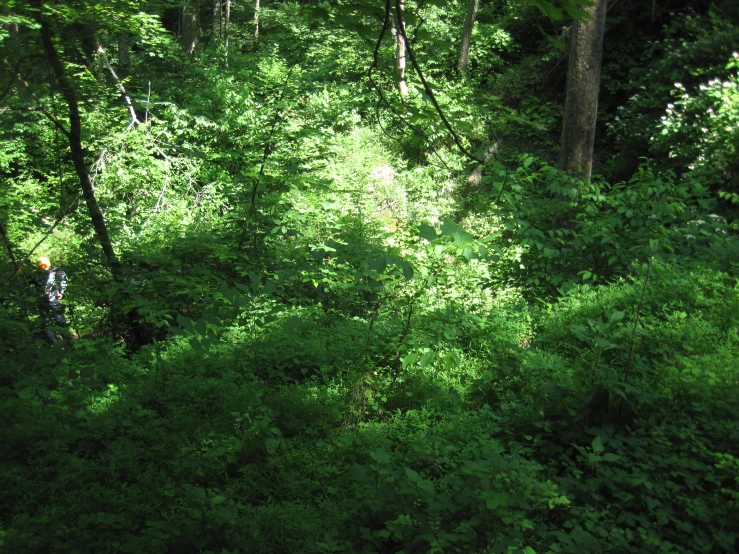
[35,256,69,345]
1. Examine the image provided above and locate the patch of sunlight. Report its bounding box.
[87,383,122,415]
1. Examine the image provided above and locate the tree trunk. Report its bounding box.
[458,0,479,72]
[224,0,230,56]
[254,0,259,40]
[31,0,122,279]
[559,0,607,181]
[213,0,222,42]
[181,0,200,55]
[1,5,19,38]
[117,35,130,74]
[389,2,408,96]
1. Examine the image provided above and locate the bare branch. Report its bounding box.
[393,0,483,164]
[96,39,139,130]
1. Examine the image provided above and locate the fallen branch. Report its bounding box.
[96,39,139,130]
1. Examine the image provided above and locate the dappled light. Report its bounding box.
[1,0,738,552]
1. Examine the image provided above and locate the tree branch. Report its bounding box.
[32,0,122,278]
[96,39,139,130]
[393,0,483,164]
[10,64,72,139]
[0,222,20,273]
[0,58,23,104]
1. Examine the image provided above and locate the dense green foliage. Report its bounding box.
[1,0,738,552]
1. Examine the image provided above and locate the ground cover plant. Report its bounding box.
[1,0,738,552]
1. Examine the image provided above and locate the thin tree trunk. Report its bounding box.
[389,2,408,96]
[224,0,230,63]
[458,0,478,71]
[559,0,607,181]
[0,223,20,273]
[1,5,18,38]
[213,0,222,42]
[254,0,259,40]
[181,0,200,55]
[117,35,130,73]
[32,0,122,278]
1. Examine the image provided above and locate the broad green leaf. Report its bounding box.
[591,435,604,454]
[369,257,387,273]
[453,230,474,244]
[176,314,192,331]
[486,493,508,510]
[404,467,420,482]
[249,272,260,294]
[195,320,207,336]
[418,223,438,242]
[402,352,420,367]
[402,262,414,280]
[419,351,434,368]
[441,219,458,236]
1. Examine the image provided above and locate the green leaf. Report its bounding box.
[454,230,474,244]
[345,464,370,481]
[404,466,420,482]
[369,257,387,273]
[402,262,414,280]
[441,219,458,236]
[176,314,192,331]
[195,320,207,336]
[402,352,420,368]
[419,351,434,368]
[486,493,508,510]
[370,448,392,464]
[591,435,604,454]
[609,310,625,323]
[418,223,438,242]
[249,272,260,294]
[211,495,227,505]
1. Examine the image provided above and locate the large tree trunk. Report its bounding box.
[457,0,479,72]
[389,1,408,96]
[559,0,607,181]
[31,0,122,279]
[181,0,200,55]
